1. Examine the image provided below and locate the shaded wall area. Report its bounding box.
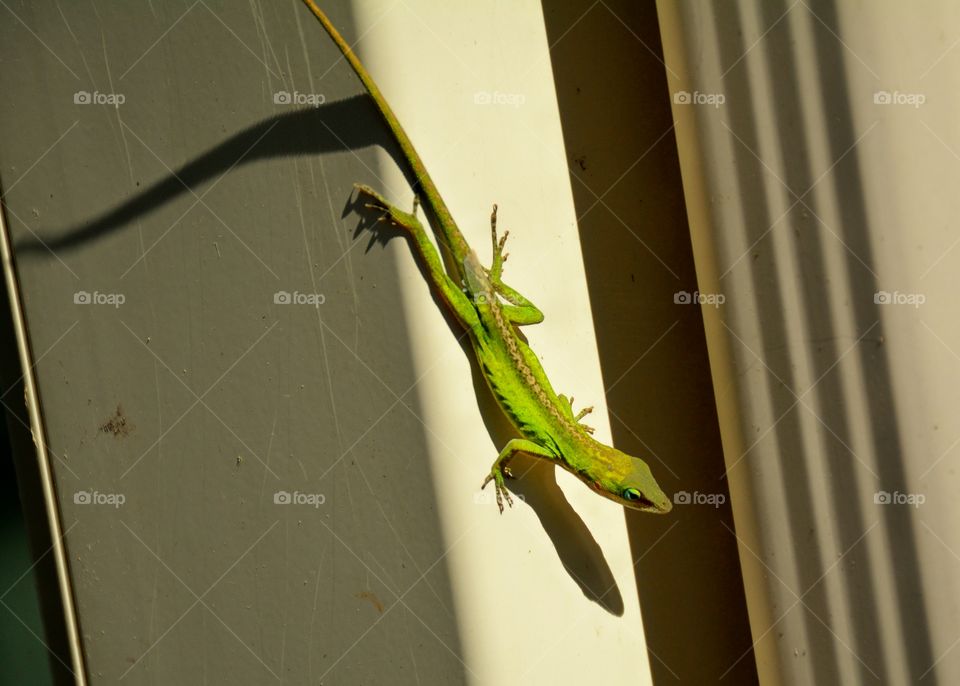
[541,1,758,683]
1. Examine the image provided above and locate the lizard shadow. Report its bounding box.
[352,200,624,616]
[498,453,625,616]
[13,92,625,616]
[13,96,392,255]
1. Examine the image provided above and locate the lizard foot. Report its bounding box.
[354,184,421,233]
[575,406,596,434]
[559,395,596,433]
[489,204,510,280]
[481,468,514,514]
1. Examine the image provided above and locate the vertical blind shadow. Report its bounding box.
[712,2,847,682]
[710,0,935,681]
[807,1,934,681]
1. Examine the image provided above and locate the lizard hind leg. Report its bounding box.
[355,183,421,232]
[353,183,482,333]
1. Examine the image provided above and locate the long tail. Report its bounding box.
[300,0,470,262]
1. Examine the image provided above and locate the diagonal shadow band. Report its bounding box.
[12,95,412,256]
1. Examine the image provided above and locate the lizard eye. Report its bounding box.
[622,487,643,502]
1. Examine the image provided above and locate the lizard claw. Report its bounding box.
[574,405,594,433]
[481,469,514,514]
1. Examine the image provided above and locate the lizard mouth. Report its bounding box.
[581,477,671,512]
[647,496,673,513]
[631,493,672,513]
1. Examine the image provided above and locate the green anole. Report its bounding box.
[301,0,672,514]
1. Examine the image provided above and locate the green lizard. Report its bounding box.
[301,0,672,515]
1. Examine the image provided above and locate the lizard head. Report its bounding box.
[618,456,673,513]
[578,444,673,513]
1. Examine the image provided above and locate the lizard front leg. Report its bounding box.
[495,281,545,325]
[558,394,595,434]
[481,438,557,513]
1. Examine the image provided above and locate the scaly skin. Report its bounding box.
[301,0,672,514]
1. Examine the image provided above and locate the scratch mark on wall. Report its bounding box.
[292,5,364,348]
[56,1,99,87]
[258,407,278,507]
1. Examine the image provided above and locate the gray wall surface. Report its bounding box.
[1,2,461,683]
